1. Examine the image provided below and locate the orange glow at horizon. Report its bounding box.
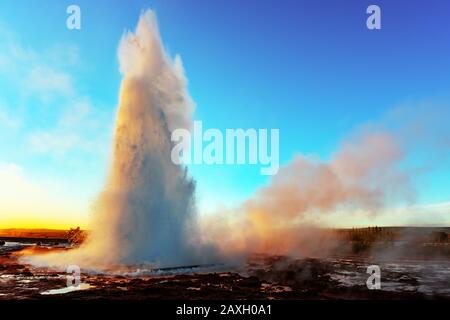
[0,162,90,230]
[0,214,88,230]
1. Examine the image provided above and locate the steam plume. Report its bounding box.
[201,131,415,258]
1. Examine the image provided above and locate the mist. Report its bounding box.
[200,131,416,258]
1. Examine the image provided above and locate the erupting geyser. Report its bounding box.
[27,10,200,268]
[85,9,198,266]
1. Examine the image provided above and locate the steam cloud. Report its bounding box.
[201,131,415,258]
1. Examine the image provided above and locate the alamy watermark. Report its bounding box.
[366,265,381,290]
[66,264,81,288]
[65,4,380,32]
[66,5,81,30]
[366,5,381,30]
[171,121,279,175]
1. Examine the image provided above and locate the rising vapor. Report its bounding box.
[200,131,415,258]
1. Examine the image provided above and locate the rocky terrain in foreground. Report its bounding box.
[1,242,449,300]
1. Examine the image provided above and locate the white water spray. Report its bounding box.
[27,10,200,269]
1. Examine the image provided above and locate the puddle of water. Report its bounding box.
[4,242,35,247]
[40,283,94,295]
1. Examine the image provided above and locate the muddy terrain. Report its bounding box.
[1,242,448,300]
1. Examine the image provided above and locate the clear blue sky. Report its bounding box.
[0,0,449,227]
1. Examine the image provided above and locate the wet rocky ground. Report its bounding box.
[0,243,449,300]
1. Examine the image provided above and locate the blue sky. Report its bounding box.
[0,0,449,228]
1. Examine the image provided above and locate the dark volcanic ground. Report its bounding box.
[0,242,449,300]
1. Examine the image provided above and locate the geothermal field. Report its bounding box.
[0,227,449,300]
